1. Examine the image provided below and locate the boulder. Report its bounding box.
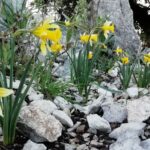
[89,0,141,54]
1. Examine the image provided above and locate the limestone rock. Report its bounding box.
[87,114,111,133]
[89,0,141,54]
[53,110,74,127]
[126,87,139,98]
[127,96,150,122]
[30,100,58,115]
[19,106,62,142]
[109,122,146,140]
[54,96,72,110]
[102,102,127,123]
[141,139,150,150]
[23,140,46,150]
[110,138,144,150]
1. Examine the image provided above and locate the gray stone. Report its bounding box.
[141,139,150,150]
[109,122,146,140]
[30,100,58,115]
[97,87,112,97]
[23,140,46,150]
[52,110,73,127]
[110,138,144,150]
[89,0,141,54]
[28,92,44,101]
[65,144,76,150]
[77,144,89,150]
[127,96,150,122]
[19,106,62,142]
[102,103,127,123]
[126,87,139,98]
[54,96,72,110]
[87,114,111,133]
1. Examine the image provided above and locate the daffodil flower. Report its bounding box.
[121,57,129,64]
[0,87,13,97]
[50,42,63,53]
[88,51,93,59]
[101,44,107,49]
[65,20,71,27]
[101,21,115,38]
[80,34,98,43]
[114,47,123,55]
[31,19,62,55]
[143,53,150,65]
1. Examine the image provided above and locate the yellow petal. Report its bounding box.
[40,40,47,55]
[0,88,13,97]
[50,42,63,53]
[88,51,93,59]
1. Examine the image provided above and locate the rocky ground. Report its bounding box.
[0,75,150,150]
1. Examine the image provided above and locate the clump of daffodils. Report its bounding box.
[80,34,98,43]
[31,19,62,55]
[121,57,129,64]
[101,21,115,38]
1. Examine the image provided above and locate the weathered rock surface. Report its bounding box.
[87,114,111,133]
[102,102,127,123]
[89,0,141,53]
[109,122,146,140]
[141,139,150,150]
[19,106,62,142]
[30,100,58,115]
[23,140,46,150]
[110,137,144,150]
[127,96,150,122]
[54,96,72,110]
[53,110,74,127]
[126,87,139,98]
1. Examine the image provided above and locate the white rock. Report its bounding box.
[77,144,89,150]
[138,88,149,95]
[30,100,57,115]
[65,144,76,150]
[127,96,150,122]
[126,87,138,98]
[141,139,150,150]
[23,140,46,150]
[109,122,146,140]
[110,138,144,150]
[54,96,72,110]
[102,103,127,123]
[108,67,118,77]
[87,114,111,133]
[19,106,62,142]
[73,104,89,114]
[98,87,112,97]
[28,92,44,101]
[53,110,73,127]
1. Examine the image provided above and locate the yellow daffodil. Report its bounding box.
[143,53,150,64]
[101,21,115,38]
[90,34,98,43]
[114,47,123,55]
[65,20,71,27]
[80,34,98,43]
[50,42,63,53]
[88,51,93,59]
[101,44,107,49]
[0,87,13,97]
[31,19,62,55]
[121,57,129,64]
